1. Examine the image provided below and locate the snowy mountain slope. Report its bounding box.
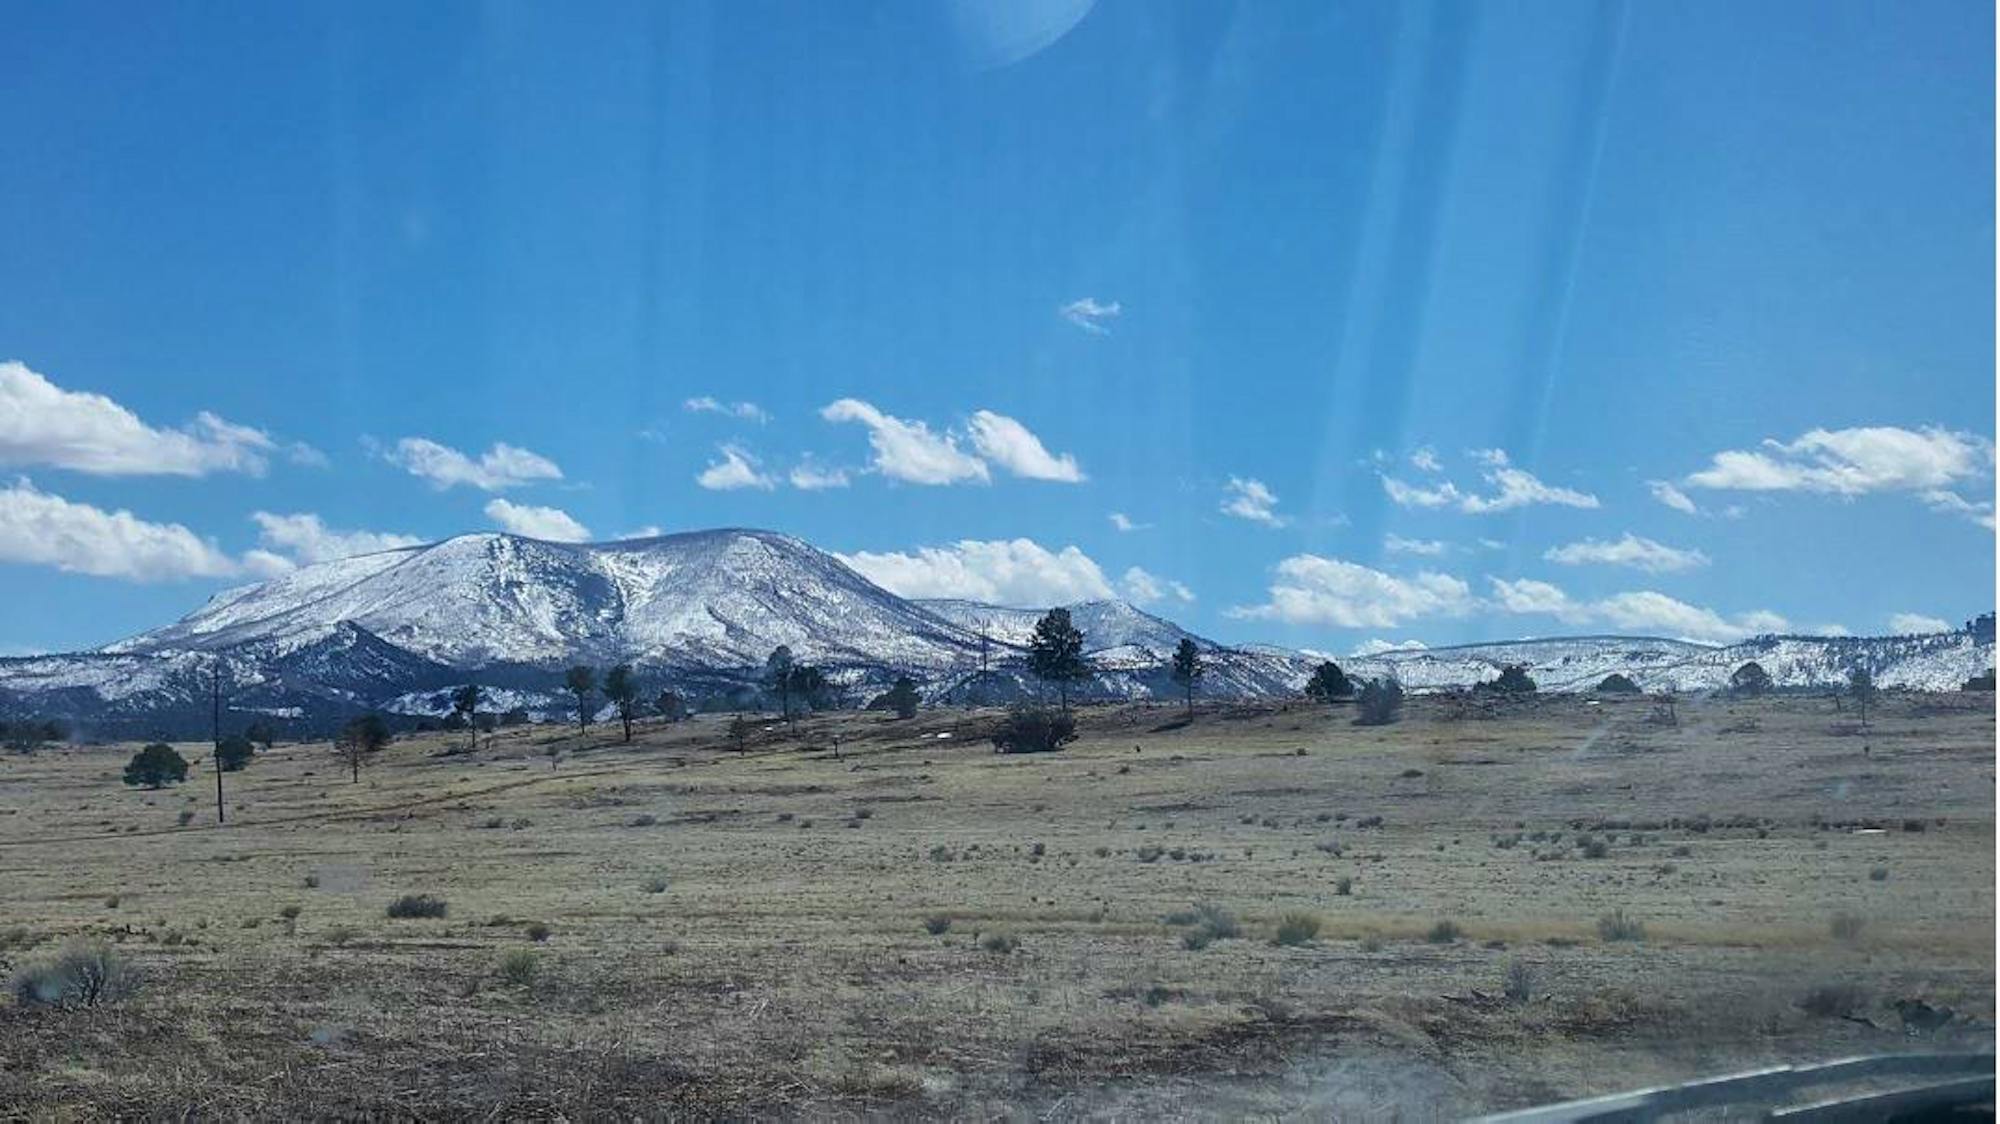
[0,526,1990,734]
[116,530,982,671]
[915,598,1205,659]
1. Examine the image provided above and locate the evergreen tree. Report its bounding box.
[1304,661,1353,704]
[451,684,483,751]
[563,665,597,732]
[604,663,639,742]
[1027,609,1089,712]
[766,646,797,721]
[214,733,255,773]
[1169,638,1204,721]
[123,743,189,789]
[1730,661,1773,697]
[883,675,921,719]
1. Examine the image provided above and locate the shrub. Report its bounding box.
[328,925,359,946]
[628,814,658,828]
[1868,866,1889,882]
[1579,836,1609,859]
[1335,876,1353,896]
[1426,919,1463,944]
[1596,673,1641,694]
[1354,678,1405,726]
[215,734,255,773]
[279,905,302,921]
[990,707,1077,755]
[643,876,669,894]
[386,894,448,919]
[1502,960,1537,1003]
[1829,913,1865,942]
[980,931,1019,954]
[1597,909,1645,942]
[11,941,137,1008]
[1798,982,1867,1018]
[497,949,538,987]
[923,914,952,935]
[122,743,189,789]
[1274,912,1322,946]
[525,922,551,942]
[177,809,195,826]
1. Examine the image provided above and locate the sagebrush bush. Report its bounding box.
[1502,960,1537,1003]
[1829,913,1865,942]
[642,876,669,894]
[1274,912,1322,946]
[525,922,551,943]
[923,914,952,935]
[1798,982,1867,1018]
[1597,909,1645,942]
[497,949,538,987]
[980,931,1019,953]
[10,941,137,1008]
[1427,919,1463,944]
[386,893,448,919]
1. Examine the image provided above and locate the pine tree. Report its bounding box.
[564,665,597,732]
[1027,609,1088,712]
[1169,638,1204,721]
[604,663,639,742]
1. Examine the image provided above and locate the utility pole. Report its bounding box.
[212,661,225,824]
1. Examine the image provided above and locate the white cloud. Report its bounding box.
[966,410,1085,482]
[1683,427,1992,524]
[1108,512,1147,533]
[1352,638,1428,657]
[484,498,590,542]
[0,478,239,580]
[1384,534,1447,556]
[620,525,665,539]
[385,437,563,491]
[1688,425,1989,493]
[821,399,989,485]
[1648,480,1698,514]
[1543,533,1709,574]
[838,539,1114,606]
[1221,477,1287,527]
[1810,623,1852,638]
[1888,612,1952,635]
[1228,555,1474,628]
[1460,467,1599,513]
[0,361,278,477]
[1487,576,1787,644]
[1488,577,1581,618]
[1410,447,1442,473]
[1120,566,1194,606]
[683,396,770,423]
[1380,476,1462,509]
[695,444,777,491]
[787,457,851,491]
[1381,450,1598,514]
[1058,297,1121,335]
[249,512,423,564]
[1919,489,1997,529]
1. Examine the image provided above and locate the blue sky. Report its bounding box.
[1,0,1993,655]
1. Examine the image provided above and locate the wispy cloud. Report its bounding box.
[1487,577,1785,644]
[1380,448,1598,514]
[384,437,563,491]
[1058,297,1121,335]
[1680,425,1993,526]
[1543,532,1709,574]
[967,410,1084,482]
[1108,512,1147,533]
[1221,477,1287,527]
[249,512,422,566]
[821,399,989,485]
[1410,446,1442,473]
[1384,534,1447,556]
[1648,480,1698,514]
[683,396,770,423]
[1228,555,1473,628]
[787,457,851,491]
[1120,566,1195,606]
[839,538,1114,606]
[484,498,590,542]
[695,444,777,491]
[0,477,239,580]
[0,360,280,477]
[1888,612,1951,635]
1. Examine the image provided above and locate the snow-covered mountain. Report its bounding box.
[0,527,1990,735]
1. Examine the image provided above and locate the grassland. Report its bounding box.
[0,691,1991,1118]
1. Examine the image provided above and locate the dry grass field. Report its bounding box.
[0,691,1991,1118]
